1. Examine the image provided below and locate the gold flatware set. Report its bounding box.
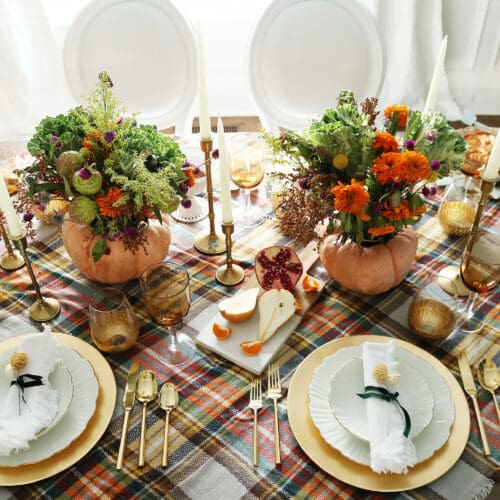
[117,362,179,469]
[458,351,499,456]
[249,363,283,467]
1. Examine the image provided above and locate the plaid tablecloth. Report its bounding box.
[0,133,498,499]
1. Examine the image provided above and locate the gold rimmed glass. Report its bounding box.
[140,262,195,366]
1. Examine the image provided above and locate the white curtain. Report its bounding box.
[365,0,461,120]
[0,0,69,145]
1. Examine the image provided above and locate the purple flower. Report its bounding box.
[212,149,220,160]
[371,201,383,213]
[422,186,431,197]
[123,227,138,239]
[181,199,192,209]
[404,139,415,151]
[98,71,113,87]
[392,181,401,190]
[431,160,441,170]
[104,247,111,256]
[179,183,189,195]
[23,213,34,222]
[193,166,201,176]
[426,131,437,142]
[103,130,116,143]
[430,186,437,195]
[182,160,192,169]
[50,135,59,143]
[78,168,92,180]
[298,178,311,190]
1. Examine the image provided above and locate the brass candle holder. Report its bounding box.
[438,178,495,296]
[193,138,226,255]
[0,223,24,270]
[216,222,244,286]
[8,228,60,322]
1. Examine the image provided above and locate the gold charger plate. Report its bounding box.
[287,335,470,493]
[0,333,117,486]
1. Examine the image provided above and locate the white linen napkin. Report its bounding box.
[0,334,60,456]
[361,340,417,474]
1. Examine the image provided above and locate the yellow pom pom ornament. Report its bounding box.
[332,153,349,169]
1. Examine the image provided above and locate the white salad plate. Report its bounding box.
[0,358,74,439]
[309,345,455,465]
[0,346,99,467]
[329,357,435,441]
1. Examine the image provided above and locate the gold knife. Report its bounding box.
[117,360,140,469]
[458,351,491,456]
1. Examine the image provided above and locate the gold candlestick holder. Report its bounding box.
[438,178,495,296]
[216,222,245,286]
[0,223,25,270]
[8,228,60,322]
[193,138,226,255]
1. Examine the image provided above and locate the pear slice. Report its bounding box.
[257,289,296,342]
[218,287,259,323]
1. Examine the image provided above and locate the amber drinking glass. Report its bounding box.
[140,262,195,366]
[89,287,139,352]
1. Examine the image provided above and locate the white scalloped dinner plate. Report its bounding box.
[247,0,385,131]
[64,0,196,132]
[0,346,98,467]
[329,357,434,441]
[309,345,454,465]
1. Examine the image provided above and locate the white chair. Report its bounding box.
[64,0,196,136]
[246,0,386,132]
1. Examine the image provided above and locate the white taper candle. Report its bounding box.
[424,35,448,114]
[217,117,233,224]
[0,176,23,238]
[482,132,500,181]
[197,27,211,140]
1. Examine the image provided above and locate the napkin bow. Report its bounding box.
[360,340,417,474]
[0,334,60,456]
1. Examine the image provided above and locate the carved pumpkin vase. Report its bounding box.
[319,228,418,295]
[62,216,171,284]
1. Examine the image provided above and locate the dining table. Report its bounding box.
[0,132,498,499]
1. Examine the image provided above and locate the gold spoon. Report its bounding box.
[478,358,500,422]
[159,383,179,467]
[136,370,158,467]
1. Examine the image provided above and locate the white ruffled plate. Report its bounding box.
[308,345,454,466]
[329,357,434,441]
[0,346,98,466]
[0,358,74,439]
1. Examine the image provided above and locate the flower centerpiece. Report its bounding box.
[19,72,195,283]
[265,90,467,294]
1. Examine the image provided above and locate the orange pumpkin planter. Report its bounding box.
[319,228,418,295]
[62,216,171,284]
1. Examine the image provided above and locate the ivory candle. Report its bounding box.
[424,35,448,114]
[217,117,233,224]
[197,27,211,140]
[0,175,23,238]
[482,132,500,181]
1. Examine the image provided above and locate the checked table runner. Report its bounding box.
[0,133,498,499]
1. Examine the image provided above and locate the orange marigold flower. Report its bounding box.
[411,204,426,216]
[96,187,126,218]
[373,132,399,153]
[184,168,196,187]
[331,179,370,215]
[398,151,430,184]
[368,225,396,237]
[382,200,411,221]
[384,105,409,128]
[371,152,402,184]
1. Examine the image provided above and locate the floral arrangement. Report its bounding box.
[265,90,467,246]
[18,72,196,260]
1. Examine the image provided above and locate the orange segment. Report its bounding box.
[302,274,320,292]
[212,322,232,339]
[240,340,263,356]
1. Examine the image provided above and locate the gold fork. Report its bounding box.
[249,378,262,467]
[267,363,282,464]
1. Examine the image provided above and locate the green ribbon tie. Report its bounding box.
[357,385,412,438]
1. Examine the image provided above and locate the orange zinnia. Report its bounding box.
[382,200,412,221]
[184,168,196,187]
[373,132,399,153]
[96,187,126,218]
[384,105,409,128]
[398,151,430,184]
[411,204,426,217]
[368,225,396,237]
[371,152,401,184]
[331,179,370,216]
